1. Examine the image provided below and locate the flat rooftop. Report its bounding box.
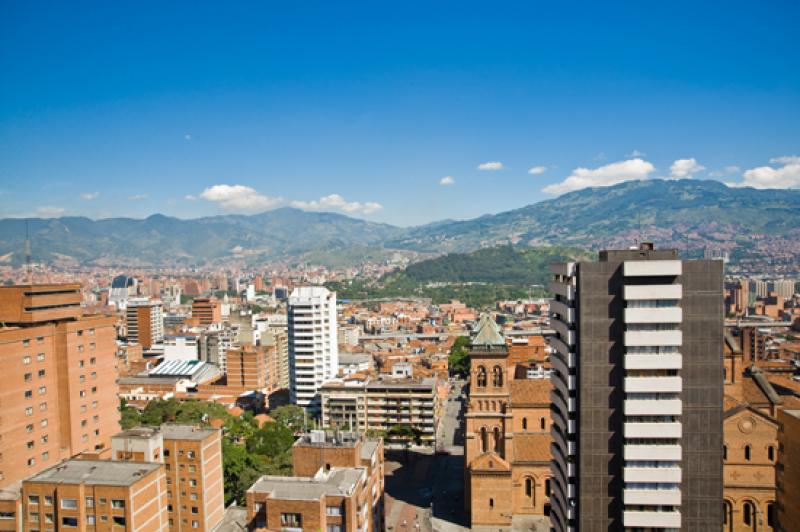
[26,460,161,487]
[161,424,218,441]
[113,426,161,440]
[248,468,365,501]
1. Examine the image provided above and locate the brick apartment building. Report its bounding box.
[0,284,119,491]
[246,431,384,531]
[189,298,221,327]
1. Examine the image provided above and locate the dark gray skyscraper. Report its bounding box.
[549,243,723,531]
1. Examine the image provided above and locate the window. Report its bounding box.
[768,503,775,527]
[37,369,45,378]
[27,458,35,467]
[23,356,31,364]
[86,497,94,508]
[37,353,45,362]
[280,513,301,527]
[188,465,196,473]
[79,391,86,397]
[723,445,727,460]
[29,512,39,522]
[91,387,97,394]
[23,339,30,347]
[327,505,342,516]
[768,445,775,461]
[524,477,533,498]
[89,343,95,350]
[44,496,52,506]
[479,427,488,453]
[492,365,503,387]
[192,521,199,528]
[0,511,13,520]
[545,478,551,497]
[36,337,43,344]
[28,495,39,505]
[25,407,33,416]
[189,479,197,487]
[79,360,85,368]
[164,449,170,457]
[26,424,34,433]
[90,357,96,364]
[743,501,754,526]
[40,419,48,428]
[87,515,96,525]
[24,372,32,382]
[45,513,53,523]
[187,450,195,459]
[25,390,33,398]
[99,498,107,505]
[327,526,343,532]
[744,445,751,461]
[190,493,198,501]
[477,366,487,387]
[79,375,85,383]
[27,441,34,449]
[41,452,48,461]
[93,415,99,423]
[540,417,546,430]
[91,372,96,379]
[111,499,125,509]
[40,435,48,444]
[77,345,84,353]
[38,386,46,395]
[191,506,198,514]
[61,498,78,510]
[112,516,125,526]
[39,402,47,412]
[489,498,494,508]
[81,405,87,413]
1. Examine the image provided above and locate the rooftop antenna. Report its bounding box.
[25,220,32,283]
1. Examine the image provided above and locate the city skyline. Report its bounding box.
[2,2,799,225]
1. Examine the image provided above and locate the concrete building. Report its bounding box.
[163,335,199,361]
[777,409,800,532]
[464,315,554,529]
[338,325,361,348]
[21,459,167,531]
[190,297,221,326]
[108,275,138,310]
[769,279,796,300]
[320,376,440,446]
[199,326,238,373]
[126,297,164,349]
[0,284,119,491]
[246,431,383,531]
[111,425,225,532]
[224,344,275,394]
[262,325,290,390]
[548,244,724,531]
[288,287,338,413]
[338,353,374,376]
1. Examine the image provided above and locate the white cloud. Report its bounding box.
[199,184,281,212]
[290,194,382,215]
[184,134,192,141]
[669,158,705,179]
[527,166,547,175]
[80,192,99,200]
[440,176,455,185]
[478,161,504,170]
[542,158,655,195]
[628,149,646,158]
[184,195,196,201]
[36,206,66,217]
[128,194,149,200]
[740,156,800,189]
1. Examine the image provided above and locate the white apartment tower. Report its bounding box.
[288,286,338,413]
[125,297,164,349]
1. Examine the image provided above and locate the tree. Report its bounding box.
[387,424,422,445]
[246,423,295,457]
[271,405,306,432]
[119,398,141,430]
[448,336,471,378]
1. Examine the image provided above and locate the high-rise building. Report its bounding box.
[111,424,225,532]
[224,344,274,394]
[190,297,221,326]
[770,279,796,300]
[0,284,119,491]
[548,244,723,531]
[263,325,290,389]
[126,297,164,349]
[751,279,769,299]
[288,287,338,412]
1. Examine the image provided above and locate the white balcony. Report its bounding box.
[549,299,575,322]
[549,281,575,301]
[623,260,682,277]
[550,262,576,277]
[551,318,576,346]
[624,376,682,393]
[624,284,683,300]
[625,330,683,347]
[549,337,575,364]
[624,488,682,506]
[624,422,682,439]
[625,354,682,370]
[624,466,682,483]
[624,399,682,416]
[623,510,681,528]
[624,307,682,324]
[624,444,682,461]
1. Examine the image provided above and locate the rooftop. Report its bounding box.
[161,424,219,441]
[26,460,161,487]
[248,467,365,501]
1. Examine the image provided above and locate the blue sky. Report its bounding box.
[1,1,798,226]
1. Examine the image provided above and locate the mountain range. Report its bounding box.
[2,179,799,272]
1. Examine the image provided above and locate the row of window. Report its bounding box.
[166,490,200,501]
[21,353,46,364]
[23,386,47,398]
[723,443,775,462]
[475,366,504,387]
[28,495,124,509]
[29,514,125,528]
[23,370,47,381]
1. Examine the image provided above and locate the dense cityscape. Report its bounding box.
[2,2,800,532]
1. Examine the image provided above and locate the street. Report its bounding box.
[384,380,469,532]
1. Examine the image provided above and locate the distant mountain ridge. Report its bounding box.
[1,180,798,271]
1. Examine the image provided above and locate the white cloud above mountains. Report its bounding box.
[740,156,800,189]
[478,161,504,170]
[669,158,705,179]
[291,194,382,214]
[199,184,281,212]
[527,166,546,175]
[542,158,655,195]
[36,206,66,217]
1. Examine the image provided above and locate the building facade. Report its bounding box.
[0,284,119,491]
[549,244,724,531]
[126,297,164,349]
[777,409,800,532]
[288,287,338,412]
